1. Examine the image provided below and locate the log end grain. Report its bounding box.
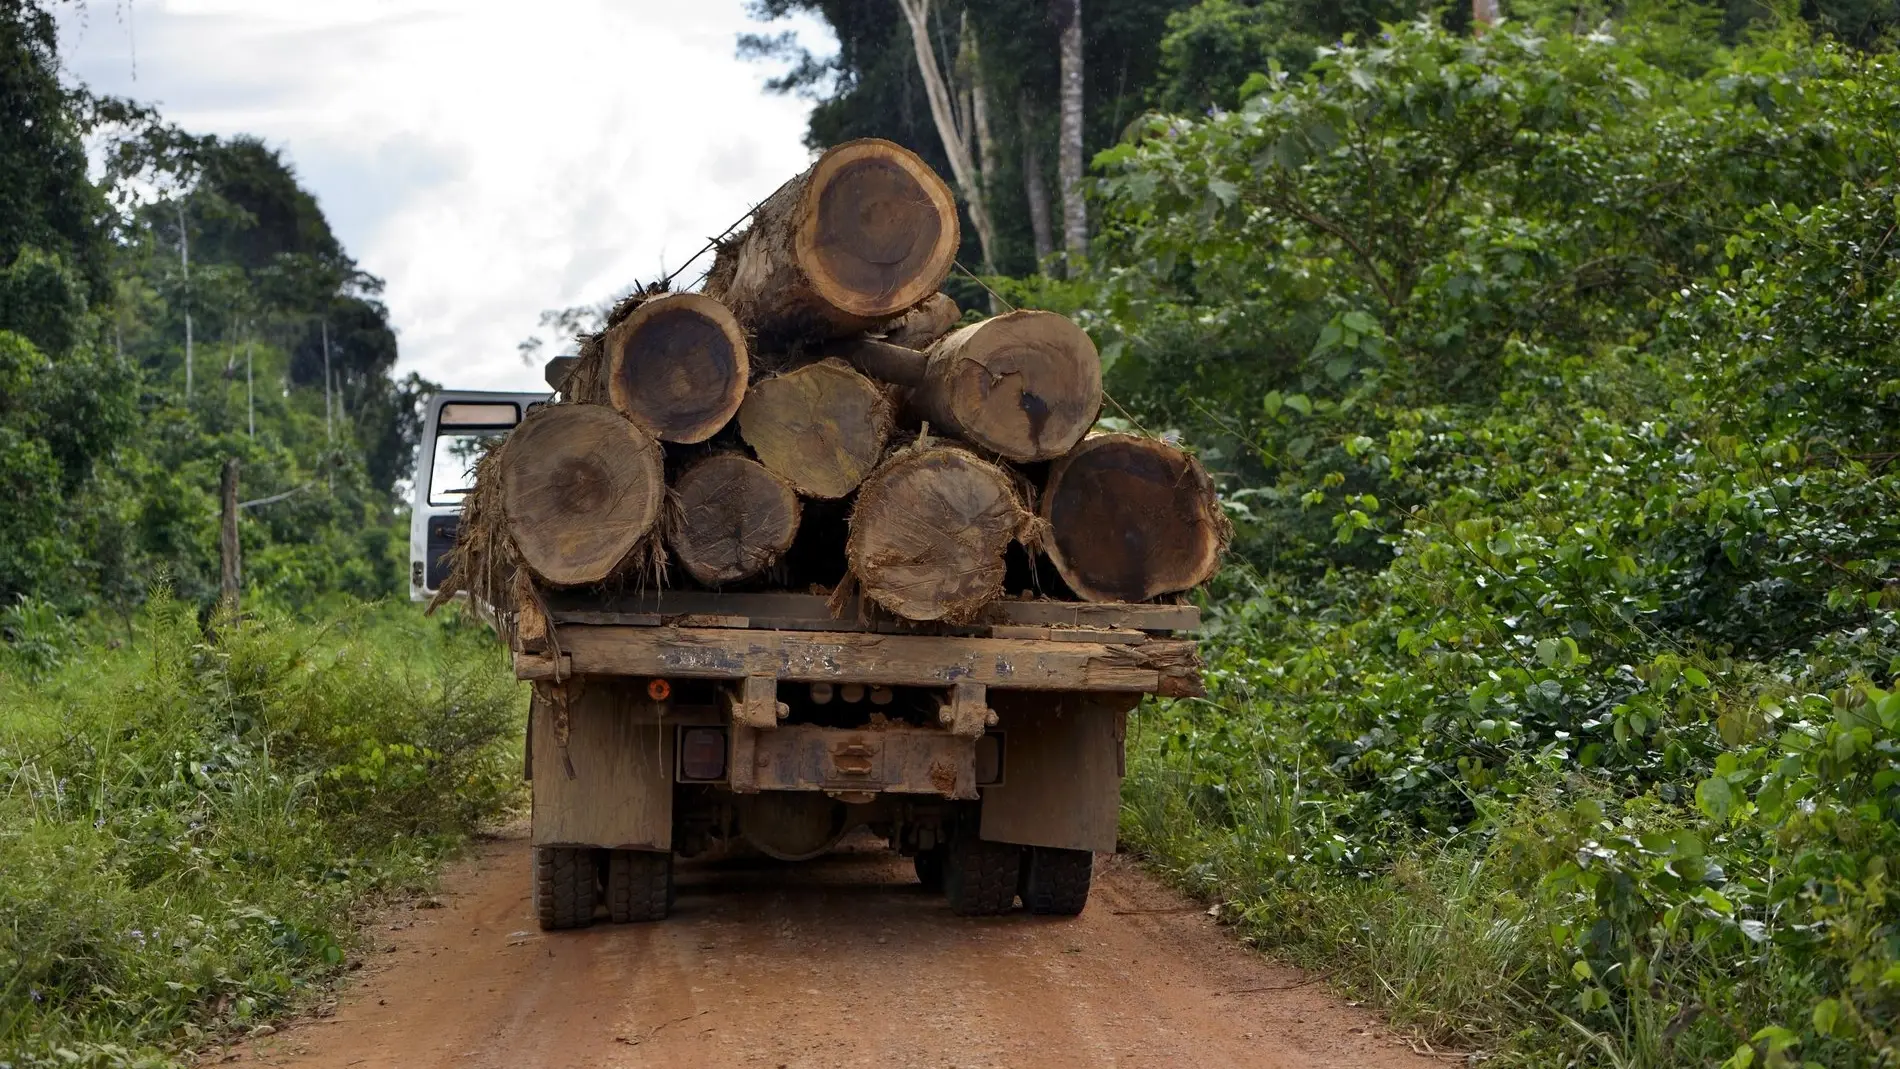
[924,311,1102,461]
[500,404,665,587]
[1041,434,1227,602]
[668,454,802,586]
[796,139,960,321]
[738,358,893,499]
[604,292,748,444]
[847,446,1025,622]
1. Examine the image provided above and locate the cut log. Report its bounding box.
[879,292,960,349]
[1040,433,1227,603]
[500,404,665,587]
[847,445,1026,622]
[738,358,893,499]
[706,139,960,342]
[599,292,747,444]
[844,310,1101,462]
[668,454,801,586]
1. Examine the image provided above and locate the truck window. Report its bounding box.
[428,403,520,507]
[428,431,506,506]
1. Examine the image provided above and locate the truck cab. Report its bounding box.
[408,389,551,602]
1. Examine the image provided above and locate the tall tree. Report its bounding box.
[895,0,1002,270]
[1052,0,1087,273]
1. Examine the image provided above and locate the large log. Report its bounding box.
[878,292,960,349]
[500,404,665,586]
[668,453,801,586]
[842,310,1101,462]
[1040,433,1228,602]
[594,292,748,444]
[846,444,1026,622]
[706,139,960,343]
[738,358,893,499]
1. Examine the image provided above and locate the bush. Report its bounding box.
[0,593,523,1066]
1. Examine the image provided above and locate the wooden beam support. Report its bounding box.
[932,681,995,739]
[515,626,1201,693]
[543,591,1200,634]
[726,674,788,730]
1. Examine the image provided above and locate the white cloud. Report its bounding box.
[57,0,827,392]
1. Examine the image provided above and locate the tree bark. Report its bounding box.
[847,444,1026,622]
[1040,433,1227,602]
[1472,0,1500,31]
[1020,93,1055,268]
[878,292,960,349]
[843,310,1102,462]
[668,453,801,586]
[1052,0,1087,274]
[706,138,960,345]
[500,404,666,587]
[569,292,748,445]
[738,358,894,499]
[219,458,240,612]
[893,0,1000,272]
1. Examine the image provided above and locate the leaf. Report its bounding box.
[1811,998,1840,1036]
[1697,776,1734,822]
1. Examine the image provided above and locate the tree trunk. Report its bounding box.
[893,0,1000,272]
[219,458,240,612]
[1052,0,1087,274]
[1040,433,1227,602]
[738,358,894,499]
[1020,94,1055,268]
[847,444,1026,622]
[705,138,959,344]
[668,453,801,586]
[500,404,666,587]
[843,310,1102,462]
[1472,0,1500,31]
[879,292,960,349]
[570,292,748,445]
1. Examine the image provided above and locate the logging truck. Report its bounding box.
[410,382,1205,928]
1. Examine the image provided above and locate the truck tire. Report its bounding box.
[945,835,1020,916]
[1023,846,1092,916]
[607,849,673,923]
[534,846,596,931]
[913,846,946,893]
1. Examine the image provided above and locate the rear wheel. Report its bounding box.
[1022,846,1092,916]
[606,849,674,923]
[913,846,946,893]
[945,834,1020,916]
[534,846,597,931]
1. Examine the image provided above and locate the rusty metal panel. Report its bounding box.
[979,692,1125,853]
[730,724,978,800]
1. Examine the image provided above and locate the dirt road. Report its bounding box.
[228,829,1444,1068]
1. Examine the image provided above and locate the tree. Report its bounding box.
[1052,0,1087,272]
[895,0,1003,270]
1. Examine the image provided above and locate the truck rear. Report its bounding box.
[512,591,1201,927]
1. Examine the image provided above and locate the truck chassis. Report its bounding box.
[512,591,1201,928]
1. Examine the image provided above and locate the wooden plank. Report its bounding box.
[531,685,672,850]
[986,625,1150,644]
[543,590,1200,633]
[980,692,1124,853]
[514,626,1197,692]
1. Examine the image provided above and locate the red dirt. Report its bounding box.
[220,828,1445,1068]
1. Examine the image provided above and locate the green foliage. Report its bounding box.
[0,594,523,1066]
[1099,17,1900,1066]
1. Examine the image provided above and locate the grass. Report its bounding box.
[0,593,524,1068]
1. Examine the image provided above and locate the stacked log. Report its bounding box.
[436,138,1226,627]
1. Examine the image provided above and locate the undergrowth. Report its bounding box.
[0,593,523,1068]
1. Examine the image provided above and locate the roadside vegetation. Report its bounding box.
[1093,17,1900,1068]
[0,597,521,1067]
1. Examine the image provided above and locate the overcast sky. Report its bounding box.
[56,0,827,393]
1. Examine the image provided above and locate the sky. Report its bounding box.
[56,0,828,393]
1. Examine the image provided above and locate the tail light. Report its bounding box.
[646,678,672,701]
[678,727,727,781]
